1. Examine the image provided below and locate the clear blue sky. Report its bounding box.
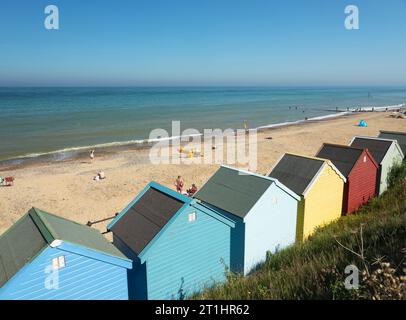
[1,0,405,86]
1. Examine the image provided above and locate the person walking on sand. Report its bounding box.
[90,150,95,160]
[175,176,184,193]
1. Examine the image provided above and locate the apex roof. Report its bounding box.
[195,165,299,219]
[349,136,400,164]
[268,153,346,196]
[0,208,130,287]
[378,131,406,157]
[316,143,376,177]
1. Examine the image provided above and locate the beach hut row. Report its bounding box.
[0,132,404,300]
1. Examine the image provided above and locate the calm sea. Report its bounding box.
[0,87,405,162]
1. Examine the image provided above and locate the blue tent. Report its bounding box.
[358,120,368,127]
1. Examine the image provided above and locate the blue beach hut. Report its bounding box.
[195,165,300,275]
[107,182,235,300]
[0,208,132,300]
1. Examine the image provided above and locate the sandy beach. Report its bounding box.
[0,111,405,235]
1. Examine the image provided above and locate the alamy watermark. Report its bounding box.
[344,264,360,290]
[43,4,360,32]
[44,265,59,290]
[44,5,59,30]
[148,121,258,172]
[345,5,359,30]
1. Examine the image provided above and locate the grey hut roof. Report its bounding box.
[109,186,185,255]
[378,131,406,157]
[0,208,129,287]
[268,154,325,195]
[0,210,47,288]
[195,166,275,219]
[316,144,364,177]
[350,137,393,164]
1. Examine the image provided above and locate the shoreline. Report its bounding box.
[1,111,405,234]
[1,103,404,171]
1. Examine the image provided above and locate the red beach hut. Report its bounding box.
[316,143,379,214]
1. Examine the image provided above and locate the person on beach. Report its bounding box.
[187,184,198,197]
[93,171,106,181]
[90,150,95,160]
[175,176,184,193]
[243,120,249,133]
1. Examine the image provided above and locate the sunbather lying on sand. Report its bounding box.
[93,171,106,181]
[187,184,198,197]
[1,176,15,186]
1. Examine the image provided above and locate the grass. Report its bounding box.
[193,163,406,300]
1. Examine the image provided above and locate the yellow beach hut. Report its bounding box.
[268,153,346,242]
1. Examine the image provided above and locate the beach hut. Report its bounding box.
[268,153,346,242]
[195,165,300,275]
[316,144,379,214]
[378,131,406,159]
[107,182,235,300]
[0,208,132,300]
[350,137,404,195]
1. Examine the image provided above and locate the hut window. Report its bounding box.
[188,212,196,222]
[363,156,367,163]
[272,196,278,204]
[52,256,66,270]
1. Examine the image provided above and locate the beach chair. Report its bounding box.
[4,177,14,186]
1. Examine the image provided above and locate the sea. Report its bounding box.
[0,87,405,163]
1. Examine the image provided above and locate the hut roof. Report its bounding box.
[350,137,396,164]
[109,185,187,255]
[378,131,406,157]
[195,165,299,219]
[316,144,370,177]
[268,153,345,196]
[269,154,325,195]
[0,208,129,287]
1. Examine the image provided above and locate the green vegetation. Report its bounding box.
[194,163,406,300]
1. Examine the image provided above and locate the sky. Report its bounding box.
[0,0,405,86]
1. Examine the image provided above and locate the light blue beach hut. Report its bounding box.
[107,182,235,300]
[0,208,132,300]
[195,165,300,275]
